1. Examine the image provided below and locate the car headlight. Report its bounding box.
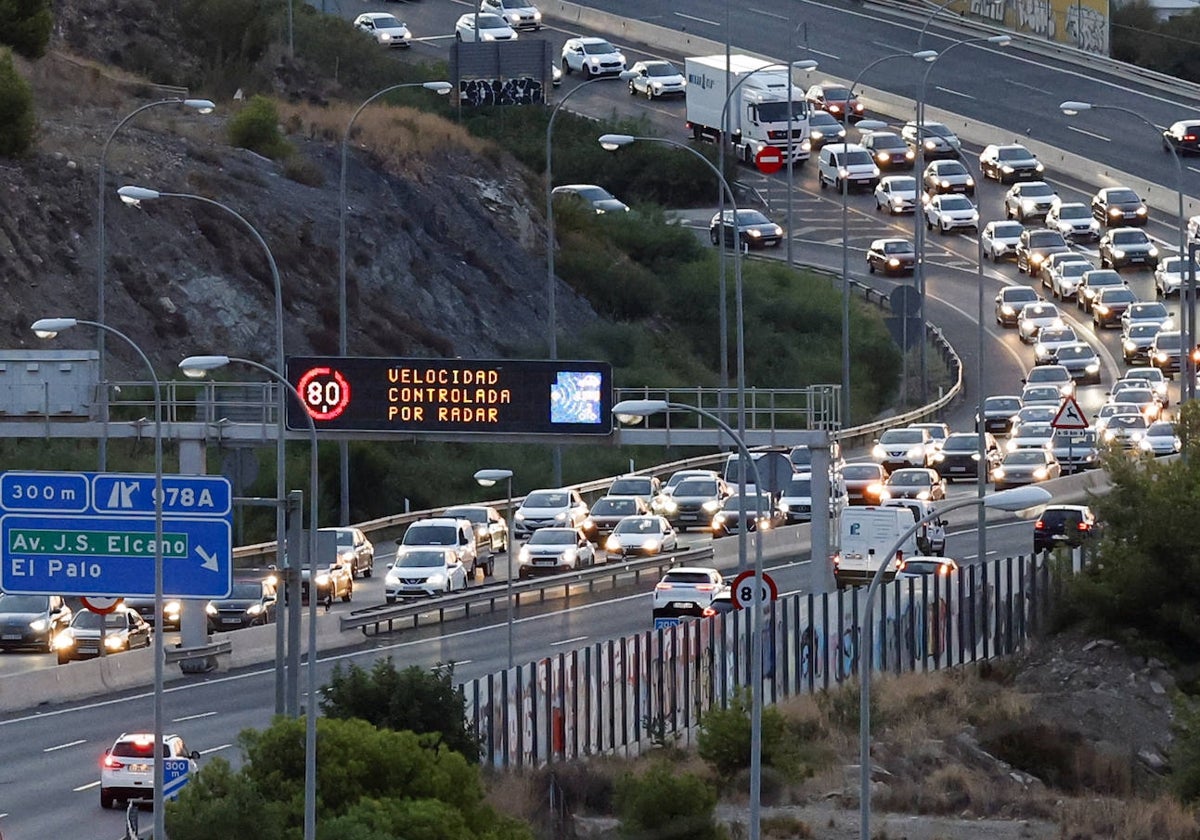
[992,467,1005,478]
[1035,162,1045,172]
[165,601,181,618]
[380,33,393,41]
[641,538,661,552]
[1031,253,1046,265]
[1006,439,1018,452]
[1109,207,1122,217]
[605,536,619,551]
[1086,362,1100,373]
[966,177,975,186]
[892,197,905,207]
[427,573,447,587]
[1001,164,1014,173]
[916,490,931,500]
[563,549,578,563]
[1140,438,1153,451]
[660,499,678,514]
[482,32,496,41]
[1002,304,1015,315]
[888,257,900,267]
[553,512,568,522]
[28,618,47,632]
[907,445,924,459]
[533,10,542,19]
[315,573,330,586]
[246,603,263,616]
[1137,207,1148,216]
[206,602,218,616]
[1110,248,1125,258]
[838,167,850,178]
[1149,246,1159,257]
[105,635,125,650]
[518,547,531,564]
[702,500,721,513]
[514,511,526,522]
[1033,467,1048,480]
[1095,304,1110,315]
[866,482,884,498]
[712,512,727,526]
[924,140,936,150]
[54,631,74,650]
[748,229,762,238]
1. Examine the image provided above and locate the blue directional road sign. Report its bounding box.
[162,758,192,800]
[0,471,232,599]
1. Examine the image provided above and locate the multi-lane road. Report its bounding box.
[1,1,1195,835]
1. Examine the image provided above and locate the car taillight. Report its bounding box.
[695,584,716,592]
[1077,522,1089,531]
[655,582,672,591]
[103,756,124,769]
[702,606,717,617]
[1034,520,1045,530]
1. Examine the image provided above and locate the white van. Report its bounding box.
[833,506,918,589]
[818,143,881,191]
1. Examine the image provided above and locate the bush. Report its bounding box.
[228,95,292,160]
[0,0,52,59]
[0,49,34,157]
[696,688,794,779]
[613,762,724,840]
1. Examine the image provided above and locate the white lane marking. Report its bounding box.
[199,744,231,755]
[1190,167,1200,176]
[749,7,788,21]
[871,41,906,52]
[44,739,86,752]
[552,636,588,646]
[73,781,100,792]
[674,11,720,26]
[1067,125,1111,142]
[807,47,841,60]
[935,86,975,100]
[172,711,216,723]
[1005,79,1045,94]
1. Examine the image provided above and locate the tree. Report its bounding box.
[1058,400,1200,661]
[166,716,532,840]
[0,0,52,59]
[321,658,481,761]
[0,48,34,158]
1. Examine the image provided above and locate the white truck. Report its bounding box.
[684,54,811,166]
[833,506,918,589]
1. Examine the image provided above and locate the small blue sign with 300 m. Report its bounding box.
[0,471,233,598]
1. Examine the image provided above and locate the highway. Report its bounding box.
[1,1,1193,835]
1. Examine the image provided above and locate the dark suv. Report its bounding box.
[1016,229,1069,276]
[1033,504,1098,553]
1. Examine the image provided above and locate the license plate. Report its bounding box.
[949,466,966,472]
[221,617,240,624]
[130,763,151,773]
[671,601,696,610]
[1,633,21,641]
[535,559,556,565]
[679,514,698,521]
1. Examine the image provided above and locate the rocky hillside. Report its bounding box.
[1,2,597,380]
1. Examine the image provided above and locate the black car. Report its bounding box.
[994,285,1040,327]
[932,431,1001,481]
[1053,342,1102,384]
[207,578,278,631]
[808,110,847,149]
[1162,120,1200,155]
[866,237,916,275]
[0,594,72,652]
[1091,286,1138,328]
[711,493,783,538]
[1092,187,1148,227]
[1016,229,1070,276]
[1099,227,1159,271]
[1077,269,1126,313]
[709,209,783,249]
[1033,504,1098,553]
[860,131,914,170]
[977,395,1022,434]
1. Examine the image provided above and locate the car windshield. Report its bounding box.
[1005,451,1047,465]
[784,476,813,494]
[938,162,967,175]
[1058,204,1089,219]
[0,595,49,612]
[941,435,977,452]
[922,123,955,139]
[997,146,1032,160]
[1112,231,1148,245]
[986,397,1021,412]
[1148,422,1176,435]
[227,583,264,599]
[899,560,952,576]
[528,529,575,545]
[524,491,568,507]
[1021,183,1055,197]
[1015,423,1053,438]
[1023,387,1060,400]
[993,223,1023,237]
[1057,345,1094,360]
[112,739,168,759]
[394,549,450,568]
[885,177,916,191]
[675,480,717,496]
[1130,303,1167,319]
[872,134,906,149]
[939,196,972,210]
[735,210,771,225]
[662,571,715,585]
[613,517,660,535]
[888,471,930,486]
[843,151,873,166]
[811,112,840,127]
[1052,430,1096,445]
[372,15,403,27]
[582,39,616,54]
[1002,287,1038,302]
[1025,304,1058,319]
[723,495,772,512]
[1028,231,1065,247]
[880,429,923,444]
[883,241,913,254]
[444,507,486,525]
[1156,333,1182,349]
[1109,416,1148,430]
[843,464,882,480]
[821,86,852,100]
[476,13,507,27]
[1107,189,1140,203]
[403,524,458,545]
[591,498,638,516]
[569,186,611,202]
[644,62,677,76]
[609,478,651,495]
[1060,262,1090,277]
[1102,288,1137,303]
[1038,328,1075,343]
[71,611,127,630]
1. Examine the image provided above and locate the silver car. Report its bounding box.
[924,193,979,234]
[1016,301,1064,344]
[874,176,918,215]
[1005,181,1059,222]
[992,449,1061,490]
[901,120,962,158]
[627,60,685,99]
[981,220,1024,262]
[1045,202,1100,242]
[1048,429,1100,473]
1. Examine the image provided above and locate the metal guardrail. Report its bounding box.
[340,546,716,635]
[163,638,232,668]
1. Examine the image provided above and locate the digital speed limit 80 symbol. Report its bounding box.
[296,366,351,421]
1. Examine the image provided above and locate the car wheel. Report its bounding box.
[561,58,571,75]
[645,87,654,101]
[583,64,594,79]
[819,176,827,190]
[868,260,875,273]
[342,582,353,603]
[385,595,395,605]
[57,652,69,665]
[710,228,720,245]
[628,81,636,96]
[455,32,462,41]
[363,563,372,578]
[101,789,115,809]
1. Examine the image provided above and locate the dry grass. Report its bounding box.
[279,100,493,174]
[1056,794,1200,839]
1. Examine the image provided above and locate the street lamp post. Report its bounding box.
[544,71,636,484]
[337,81,452,525]
[116,184,295,715]
[840,52,937,425]
[612,398,769,840]
[913,37,1010,404]
[32,318,167,840]
[475,469,515,669]
[180,354,320,840]
[598,133,753,555]
[1059,100,1193,399]
[95,98,214,470]
[856,485,1051,840]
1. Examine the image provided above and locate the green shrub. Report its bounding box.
[1172,694,1200,803]
[0,0,52,59]
[0,48,34,157]
[613,762,724,840]
[697,688,794,779]
[228,95,292,160]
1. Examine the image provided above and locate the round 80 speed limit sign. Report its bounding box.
[730,570,778,611]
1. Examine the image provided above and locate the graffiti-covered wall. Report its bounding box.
[450,40,553,107]
[961,0,1109,54]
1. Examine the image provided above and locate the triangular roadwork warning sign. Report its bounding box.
[1051,395,1090,430]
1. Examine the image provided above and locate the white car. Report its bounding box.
[479,0,541,30]
[603,515,678,559]
[1046,257,1093,302]
[1032,327,1079,367]
[924,193,979,234]
[1120,367,1171,406]
[1016,301,1064,344]
[980,220,1024,262]
[1045,201,1100,242]
[354,13,412,48]
[627,60,686,99]
[513,488,589,538]
[101,732,199,809]
[874,175,918,215]
[978,142,1044,182]
[651,566,725,616]
[777,471,847,523]
[1189,214,1200,243]
[517,527,596,578]
[1004,181,1059,222]
[561,36,626,78]
[1155,256,1199,298]
[385,547,468,602]
[455,12,517,42]
[1140,421,1181,456]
